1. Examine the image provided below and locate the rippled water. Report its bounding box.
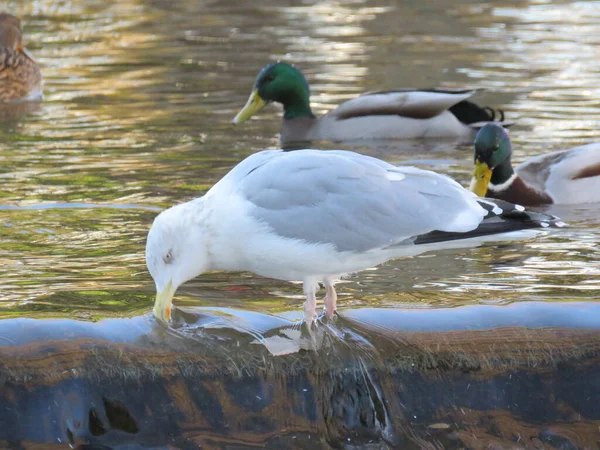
[1,0,599,321]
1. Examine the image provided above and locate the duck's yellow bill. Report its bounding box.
[469,161,492,197]
[153,280,175,324]
[232,89,266,124]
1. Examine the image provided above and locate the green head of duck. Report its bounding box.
[471,123,515,196]
[233,62,314,124]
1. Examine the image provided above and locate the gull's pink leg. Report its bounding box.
[324,278,337,318]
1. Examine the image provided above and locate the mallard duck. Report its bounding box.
[232,62,511,143]
[146,148,563,327]
[470,123,600,206]
[0,13,42,102]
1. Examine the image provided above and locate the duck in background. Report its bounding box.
[232,62,511,144]
[0,13,42,102]
[470,123,600,206]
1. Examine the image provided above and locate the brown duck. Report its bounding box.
[0,13,42,102]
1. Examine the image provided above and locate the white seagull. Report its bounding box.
[145,149,564,327]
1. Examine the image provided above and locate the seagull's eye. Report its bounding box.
[163,250,173,264]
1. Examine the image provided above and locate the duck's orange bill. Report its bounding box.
[17,45,35,63]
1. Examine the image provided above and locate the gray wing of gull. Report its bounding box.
[236,150,485,253]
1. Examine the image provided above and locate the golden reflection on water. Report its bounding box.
[0,0,599,321]
[465,2,600,144]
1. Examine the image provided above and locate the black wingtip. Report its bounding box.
[449,100,509,126]
[413,198,566,246]
[476,198,566,227]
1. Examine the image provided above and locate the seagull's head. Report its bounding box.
[471,123,513,197]
[145,201,209,324]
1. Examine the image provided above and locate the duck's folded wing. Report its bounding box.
[517,144,600,184]
[239,150,486,253]
[328,89,477,120]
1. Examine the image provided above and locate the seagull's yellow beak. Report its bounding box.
[153,280,176,324]
[232,89,266,124]
[470,160,492,197]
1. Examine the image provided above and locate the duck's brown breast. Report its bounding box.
[0,48,42,102]
[280,116,318,144]
[488,176,554,206]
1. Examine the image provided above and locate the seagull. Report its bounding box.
[145,149,564,327]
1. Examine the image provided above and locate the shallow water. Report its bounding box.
[1,0,599,321]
